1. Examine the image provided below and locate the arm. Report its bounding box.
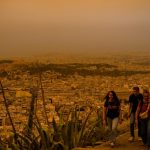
[128,103,132,118]
[135,101,141,120]
[135,101,141,127]
[128,95,133,118]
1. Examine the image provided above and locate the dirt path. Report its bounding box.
[75,130,146,150]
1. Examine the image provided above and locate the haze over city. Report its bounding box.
[0,0,150,57]
[1,2,150,149]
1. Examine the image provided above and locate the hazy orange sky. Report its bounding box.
[0,0,150,57]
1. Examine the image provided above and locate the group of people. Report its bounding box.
[103,86,150,149]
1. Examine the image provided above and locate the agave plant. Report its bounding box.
[0,79,104,150]
[0,81,22,149]
[51,105,103,150]
[0,138,7,150]
[5,118,64,150]
[3,103,103,150]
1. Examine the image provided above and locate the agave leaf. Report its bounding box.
[16,133,31,146]
[43,129,51,148]
[52,117,58,133]
[39,129,48,149]
[80,120,100,146]
[9,143,20,150]
[0,144,6,150]
[58,106,63,125]
[77,108,93,145]
[53,142,64,150]
[63,121,74,150]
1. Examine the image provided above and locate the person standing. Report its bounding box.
[135,89,150,150]
[128,86,143,142]
[103,90,121,147]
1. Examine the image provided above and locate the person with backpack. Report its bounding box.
[135,89,150,150]
[103,90,121,147]
[128,86,143,142]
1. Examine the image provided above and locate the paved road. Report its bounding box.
[75,130,147,150]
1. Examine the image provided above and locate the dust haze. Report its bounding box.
[0,0,150,57]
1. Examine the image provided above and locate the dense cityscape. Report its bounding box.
[0,54,150,142]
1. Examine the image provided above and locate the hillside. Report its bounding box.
[75,129,146,150]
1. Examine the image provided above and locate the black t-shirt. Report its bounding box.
[104,99,120,119]
[129,93,143,113]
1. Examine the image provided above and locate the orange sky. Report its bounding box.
[0,0,150,57]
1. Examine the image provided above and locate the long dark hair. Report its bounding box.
[104,90,120,103]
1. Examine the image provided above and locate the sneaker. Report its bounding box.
[110,142,115,147]
[128,136,134,142]
[138,137,142,141]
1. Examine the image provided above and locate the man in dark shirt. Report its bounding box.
[128,86,143,142]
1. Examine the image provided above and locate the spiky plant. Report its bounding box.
[53,105,102,149]
[26,87,38,136]
[0,81,20,147]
